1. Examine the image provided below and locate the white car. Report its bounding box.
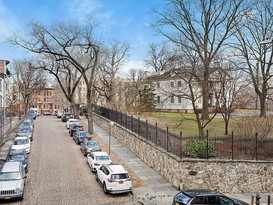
[0,161,27,200]
[87,151,112,172]
[96,164,132,194]
[66,119,79,129]
[11,137,31,154]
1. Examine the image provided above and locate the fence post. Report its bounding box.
[180,131,182,159]
[155,122,158,146]
[206,130,209,159]
[231,131,234,160]
[167,126,169,152]
[255,132,258,160]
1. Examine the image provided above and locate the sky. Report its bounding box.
[0,0,165,73]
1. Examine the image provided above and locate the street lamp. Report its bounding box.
[109,121,114,155]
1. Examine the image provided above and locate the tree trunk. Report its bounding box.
[86,87,94,133]
[201,67,210,120]
[224,119,229,135]
[259,93,267,117]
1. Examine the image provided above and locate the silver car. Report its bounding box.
[0,161,27,200]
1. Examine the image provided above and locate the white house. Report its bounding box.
[144,66,221,113]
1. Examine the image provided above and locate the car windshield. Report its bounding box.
[21,122,31,126]
[96,155,109,161]
[87,141,99,147]
[0,172,22,181]
[174,192,192,204]
[8,154,25,161]
[111,173,129,180]
[80,132,90,138]
[14,139,28,145]
[18,128,31,134]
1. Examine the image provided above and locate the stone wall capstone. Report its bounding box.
[94,114,273,193]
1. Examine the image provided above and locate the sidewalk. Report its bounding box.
[80,118,272,205]
[93,122,178,205]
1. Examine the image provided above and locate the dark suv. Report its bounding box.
[172,189,248,205]
[61,113,73,122]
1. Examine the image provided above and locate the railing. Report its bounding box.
[94,106,273,161]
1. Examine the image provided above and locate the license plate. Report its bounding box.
[4,196,11,200]
[175,203,179,205]
[119,181,123,184]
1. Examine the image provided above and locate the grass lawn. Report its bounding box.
[139,111,255,137]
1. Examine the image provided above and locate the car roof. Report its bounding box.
[182,189,219,197]
[9,150,27,155]
[14,136,29,140]
[105,164,127,173]
[1,161,22,172]
[92,151,108,156]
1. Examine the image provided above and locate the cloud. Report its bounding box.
[67,0,102,15]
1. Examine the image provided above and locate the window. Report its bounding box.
[157,96,160,103]
[171,81,174,87]
[178,81,182,87]
[178,96,182,103]
[171,96,174,103]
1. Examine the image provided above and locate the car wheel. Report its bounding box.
[95,173,98,181]
[103,183,109,194]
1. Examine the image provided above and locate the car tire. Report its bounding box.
[103,183,109,194]
[95,173,98,181]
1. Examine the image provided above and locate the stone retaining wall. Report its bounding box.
[94,114,273,193]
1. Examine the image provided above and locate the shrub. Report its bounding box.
[184,139,214,158]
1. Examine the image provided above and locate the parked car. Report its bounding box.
[61,113,73,122]
[69,124,84,137]
[17,127,33,141]
[18,120,33,131]
[27,110,36,120]
[43,111,51,116]
[11,137,31,154]
[80,140,101,156]
[96,164,132,194]
[172,189,248,205]
[6,150,28,172]
[87,151,111,172]
[0,161,27,200]
[56,110,64,118]
[66,118,79,129]
[73,131,92,144]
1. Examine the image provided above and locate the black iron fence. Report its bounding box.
[94,106,273,161]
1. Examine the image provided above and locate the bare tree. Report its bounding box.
[125,69,145,112]
[233,0,273,117]
[144,43,171,72]
[10,19,100,133]
[11,59,47,114]
[37,56,82,118]
[95,41,129,108]
[212,63,247,135]
[152,0,250,120]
